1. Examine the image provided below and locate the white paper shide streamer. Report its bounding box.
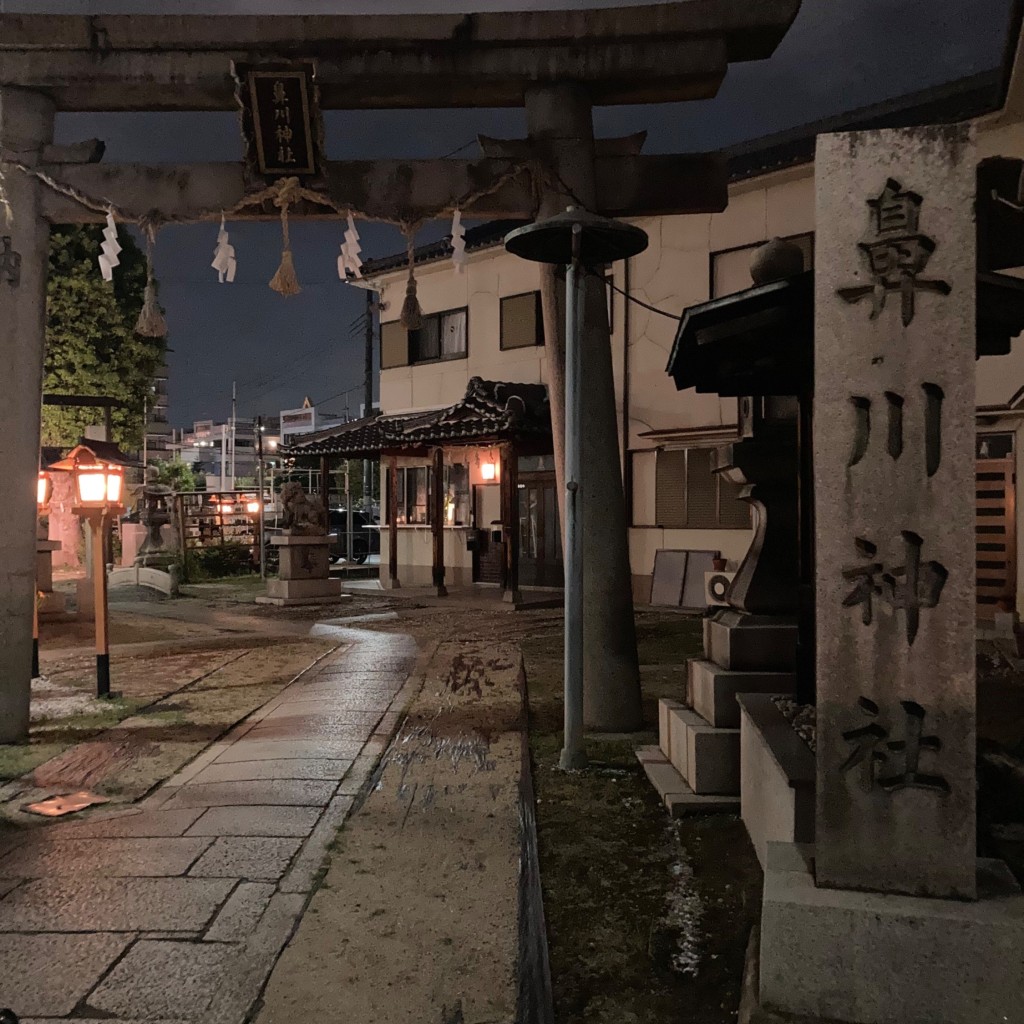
[98,211,121,282]
[450,209,467,274]
[211,215,237,284]
[338,214,363,279]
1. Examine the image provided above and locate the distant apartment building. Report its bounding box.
[181,418,263,489]
[143,363,174,462]
[279,403,346,448]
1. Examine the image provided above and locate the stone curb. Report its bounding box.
[514,655,556,1024]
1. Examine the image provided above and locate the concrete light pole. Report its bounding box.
[506,208,647,770]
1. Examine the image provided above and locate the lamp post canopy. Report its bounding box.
[504,207,649,267]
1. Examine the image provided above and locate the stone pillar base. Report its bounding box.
[707,609,798,672]
[256,577,344,607]
[755,842,1024,1024]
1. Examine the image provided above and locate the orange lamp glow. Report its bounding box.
[74,461,123,508]
[481,461,497,482]
[37,471,52,510]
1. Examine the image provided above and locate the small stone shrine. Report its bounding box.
[754,124,1024,1024]
[258,481,342,607]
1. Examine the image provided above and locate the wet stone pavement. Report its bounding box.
[0,628,420,1024]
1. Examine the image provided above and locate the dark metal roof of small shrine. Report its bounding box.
[283,377,550,457]
[668,270,1024,396]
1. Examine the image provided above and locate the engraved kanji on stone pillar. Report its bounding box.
[814,125,977,900]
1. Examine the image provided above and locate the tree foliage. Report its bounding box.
[150,458,203,494]
[41,225,164,451]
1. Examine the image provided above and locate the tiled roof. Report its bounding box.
[360,71,1007,278]
[360,219,527,278]
[723,70,1004,183]
[283,377,550,457]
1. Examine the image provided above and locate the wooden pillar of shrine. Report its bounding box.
[387,455,400,589]
[319,455,331,510]
[431,447,447,597]
[501,442,522,605]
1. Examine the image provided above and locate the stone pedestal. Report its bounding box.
[754,843,1024,1024]
[256,534,343,607]
[36,538,66,619]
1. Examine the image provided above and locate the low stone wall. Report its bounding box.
[737,693,814,869]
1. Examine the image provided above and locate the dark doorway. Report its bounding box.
[518,470,563,587]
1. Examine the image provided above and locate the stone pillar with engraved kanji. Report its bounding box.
[814,125,976,899]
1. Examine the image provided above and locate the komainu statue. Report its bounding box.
[279,481,327,535]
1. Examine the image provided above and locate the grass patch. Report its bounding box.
[523,610,762,1024]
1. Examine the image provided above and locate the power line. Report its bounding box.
[590,270,683,322]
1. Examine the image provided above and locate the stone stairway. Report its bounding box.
[638,612,797,817]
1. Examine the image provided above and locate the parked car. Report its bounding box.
[328,508,380,564]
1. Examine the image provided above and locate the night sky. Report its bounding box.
[7,0,1015,427]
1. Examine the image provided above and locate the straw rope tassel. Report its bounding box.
[399,234,423,331]
[135,224,168,337]
[270,181,301,296]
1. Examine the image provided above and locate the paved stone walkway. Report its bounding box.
[0,627,420,1024]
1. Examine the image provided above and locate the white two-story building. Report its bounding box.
[290,54,1024,613]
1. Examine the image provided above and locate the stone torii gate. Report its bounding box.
[0,2,801,742]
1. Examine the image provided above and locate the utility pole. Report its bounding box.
[256,416,266,579]
[230,380,237,489]
[364,288,375,514]
[142,394,148,467]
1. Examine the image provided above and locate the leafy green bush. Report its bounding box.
[185,543,255,581]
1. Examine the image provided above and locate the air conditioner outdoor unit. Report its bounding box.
[704,570,736,607]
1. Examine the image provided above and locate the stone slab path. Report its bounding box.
[0,627,420,1024]
[257,641,526,1024]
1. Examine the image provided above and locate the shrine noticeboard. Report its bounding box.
[234,62,323,181]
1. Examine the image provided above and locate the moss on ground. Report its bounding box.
[523,610,763,1024]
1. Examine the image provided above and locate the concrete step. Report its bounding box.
[688,659,796,729]
[687,723,741,795]
[658,701,705,780]
[657,698,687,763]
[636,747,740,817]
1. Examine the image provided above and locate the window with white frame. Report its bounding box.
[634,447,750,529]
[379,307,468,369]
[388,463,470,525]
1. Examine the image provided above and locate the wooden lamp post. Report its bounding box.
[69,452,125,697]
[33,469,52,679]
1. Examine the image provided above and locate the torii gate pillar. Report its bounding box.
[526,83,642,732]
[0,86,53,742]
